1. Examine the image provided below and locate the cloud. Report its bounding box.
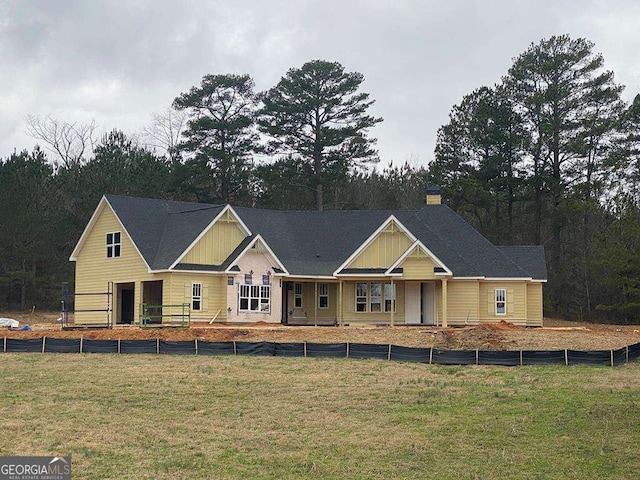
[1,0,639,165]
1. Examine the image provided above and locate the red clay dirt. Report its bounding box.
[1,311,639,351]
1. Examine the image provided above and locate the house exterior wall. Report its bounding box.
[401,256,437,280]
[225,250,282,324]
[526,283,543,326]
[167,273,227,323]
[181,214,246,265]
[478,281,527,325]
[73,205,173,324]
[348,228,413,268]
[446,280,479,324]
[341,280,406,325]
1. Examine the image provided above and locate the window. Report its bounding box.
[239,284,270,313]
[106,232,121,258]
[244,273,252,285]
[356,282,367,312]
[227,276,234,286]
[192,283,202,311]
[384,282,396,313]
[355,282,396,313]
[319,283,329,308]
[262,274,270,285]
[370,283,382,312]
[495,288,506,315]
[294,283,303,308]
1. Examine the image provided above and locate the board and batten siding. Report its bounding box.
[74,205,169,324]
[348,225,413,269]
[181,213,246,265]
[526,283,543,326]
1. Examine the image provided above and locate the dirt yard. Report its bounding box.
[1,310,639,351]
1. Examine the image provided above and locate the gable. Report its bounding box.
[73,200,148,271]
[395,244,438,280]
[226,236,289,275]
[345,219,414,269]
[180,209,247,266]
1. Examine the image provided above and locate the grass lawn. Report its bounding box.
[0,354,639,479]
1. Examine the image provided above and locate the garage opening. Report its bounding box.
[116,282,135,325]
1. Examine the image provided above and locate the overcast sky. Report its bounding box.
[1,0,639,168]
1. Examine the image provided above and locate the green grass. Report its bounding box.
[0,354,639,479]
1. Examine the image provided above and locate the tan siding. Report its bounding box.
[74,205,162,324]
[342,280,405,325]
[167,273,227,322]
[478,281,527,325]
[348,225,413,268]
[447,281,479,324]
[182,216,246,265]
[526,283,543,326]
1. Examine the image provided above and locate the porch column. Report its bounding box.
[390,278,394,326]
[339,280,343,326]
[314,282,318,327]
[442,278,448,327]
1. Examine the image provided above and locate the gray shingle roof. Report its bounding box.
[103,194,546,280]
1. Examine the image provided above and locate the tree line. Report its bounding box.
[1,37,639,323]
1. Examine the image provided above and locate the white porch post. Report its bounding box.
[390,278,395,326]
[314,282,318,327]
[442,278,448,327]
[339,280,343,326]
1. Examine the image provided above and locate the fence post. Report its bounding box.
[626,345,629,364]
[346,342,350,359]
[42,336,46,354]
[156,338,160,355]
[233,341,237,355]
[564,349,568,366]
[519,350,523,366]
[610,349,614,367]
[3,336,6,353]
[387,344,391,361]
[195,339,198,356]
[118,339,121,354]
[429,347,433,365]
[475,349,479,366]
[303,342,307,358]
[80,336,83,354]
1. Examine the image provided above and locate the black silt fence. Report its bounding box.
[432,348,476,365]
[44,338,81,353]
[478,350,521,366]
[235,341,276,356]
[119,339,157,354]
[2,336,639,367]
[5,338,43,353]
[83,339,119,353]
[275,343,305,357]
[196,341,235,356]
[159,340,196,355]
[348,343,390,360]
[305,343,348,358]
[628,342,640,361]
[521,350,566,365]
[390,345,431,363]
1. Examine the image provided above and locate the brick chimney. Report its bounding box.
[426,186,441,205]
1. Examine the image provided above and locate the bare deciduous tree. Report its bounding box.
[25,114,98,167]
[138,107,187,158]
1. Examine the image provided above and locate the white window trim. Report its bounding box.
[239,284,271,313]
[106,231,121,258]
[495,288,507,316]
[384,282,396,313]
[319,283,329,309]
[355,282,367,312]
[370,282,382,313]
[192,282,202,311]
[294,282,303,308]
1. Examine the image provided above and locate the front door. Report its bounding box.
[117,283,135,325]
[405,282,421,324]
